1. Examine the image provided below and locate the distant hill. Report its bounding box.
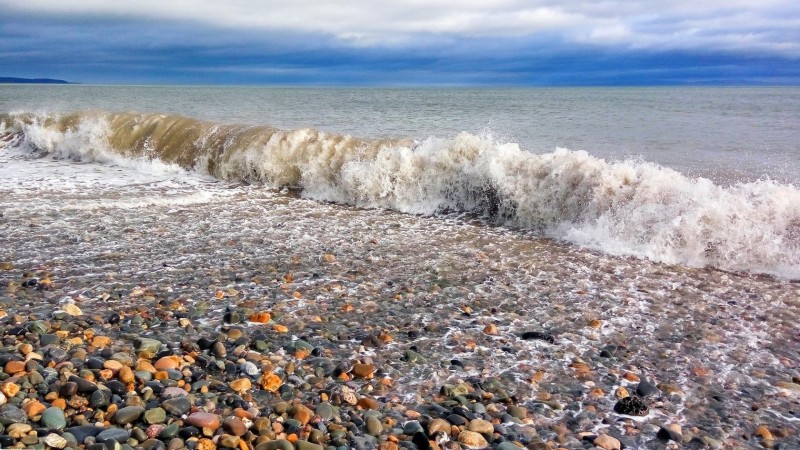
[0,77,72,84]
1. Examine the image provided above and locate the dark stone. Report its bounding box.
[66,426,103,444]
[614,396,648,416]
[636,379,660,397]
[161,397,192,416]
[657,426,682,442]
[96,428,131,443]
[40,334,61,346]
[68,375,98,393]
[0,404,27,425]
[521,332,555,344]
[106,380,127,396]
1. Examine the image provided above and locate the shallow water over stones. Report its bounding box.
[0,154,799,449]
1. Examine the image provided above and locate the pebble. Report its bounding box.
[594,434,621,450]
[458,431,489,449]
[185,412,221,431]
[41,406,67,430]
[115,406,146,425]
[43,433,68,449]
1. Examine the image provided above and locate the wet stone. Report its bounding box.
[114,406,145,425]
[613,397,648,416]
[161,397,192,416]
[96,428,130,443]
[41,407,67,430]
[636,379,661,397]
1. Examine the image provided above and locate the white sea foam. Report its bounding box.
[2,111,798,279]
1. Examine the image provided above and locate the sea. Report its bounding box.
[1,85,800,446]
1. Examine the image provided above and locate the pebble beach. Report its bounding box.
[1,152,800,450]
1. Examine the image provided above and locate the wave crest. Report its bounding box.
[2,111,798,279]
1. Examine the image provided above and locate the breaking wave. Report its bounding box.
[2,111,799,279]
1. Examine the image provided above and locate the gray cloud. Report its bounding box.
[3,0,799,56]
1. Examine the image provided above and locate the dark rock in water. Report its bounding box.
[412,431,431,450]
[636,379,660,397]
[107,313,121,324]
[614,396,648,416]
[657,426,682,442]
[40,334,60,346]
[521,331,555,344]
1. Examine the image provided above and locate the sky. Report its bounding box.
[2,0,800,86]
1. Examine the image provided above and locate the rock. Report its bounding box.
[41,407,67,430]
[211,342,226,357]
[352,363,375,378]
[23,399,46,418]
[428,418,450,434]
[657,424,682,442]
[594,434,621,450]
[62,304,83,316]
[520,331,555,344]
[636,379,660,397]
[295,441,324,450]
[222,417,247,437]
[40,334,60,346]
[114,405,145,425]
[506,406,527,419]
[43,433,68,449]
[0,404,28,425]
[161,397,192,416]
[366,416,383,436]
[185,412,221,431]
[96,428,131,442]
[154,356,181,371]
[219,434,241,448]
[458,431,489,449]
[4,360,25,375]
[135,338,163,353]
[65,426,103,444]
[613,397,648,416]
[256,439,294,450]
[468,418,494,434]
[7,423,33,438]
[144,407,167,424]
[240,361,259,376]
[229,378,251,393]
[315,402,334,421]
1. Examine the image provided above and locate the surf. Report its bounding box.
[2,110,799,279]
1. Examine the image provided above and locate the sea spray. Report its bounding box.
[2,111,798,279]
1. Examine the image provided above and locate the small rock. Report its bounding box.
[468,418,494,434]
[44,433,68,449]
[114,406,145,425]
[41,407,67,430]
[185,412,221,431]
[458,431,489,449]
[613,396,648,416]
[594,434,621,450]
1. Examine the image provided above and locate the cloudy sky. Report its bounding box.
[2,0,799,85]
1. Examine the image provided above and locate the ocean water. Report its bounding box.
[2,85,800,446]
[1,85,799,279]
